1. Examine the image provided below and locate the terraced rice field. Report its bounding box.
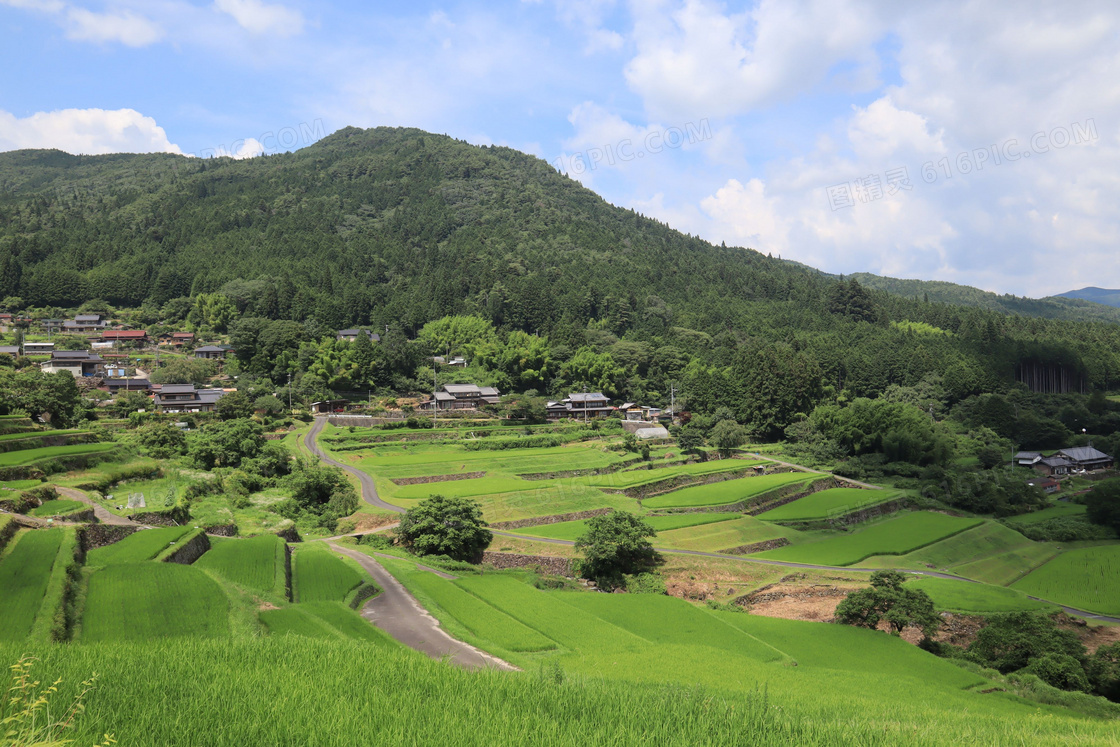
[588,459,768,490]
[81,563,229,641]
[0,442,117,467]
[261,602,390,644]
[753,512,983,566]
[654,515,794,552]
[196,534,286,594]
[642,472,816,509]
[1011,545,1120,615]
[518,512,740,541]
[29,499,86,517]
[394,475,545,500]
[86,526,193,566]
[292,545,364,603]
[907,577,1057,613]
[0,530,63,641]
[757,488,896,522]
[1003,502,1087,525]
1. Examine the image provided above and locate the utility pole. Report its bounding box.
[669,382,678,425]
[288,372,292,411]
[433,360,439,425]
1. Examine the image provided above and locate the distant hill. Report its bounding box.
[849,273,1120,325]
[1055,287,1120,308]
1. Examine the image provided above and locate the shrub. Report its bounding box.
[1021,653,1091,692]
[395,495,491,562]
[624,572,667,594]
[574,511,660,589]
[137,422,187,458]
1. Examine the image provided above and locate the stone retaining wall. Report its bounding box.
[160,530,211,565]
[204,523,239,536]
[0,514,20,554]
[391,472,485,486]
[78,524,138,552]
[44,508,96,523]
[348,583,380,610]
[722,538,790,555]
[626,465,793,500]
[775,497,909,530]
[517,455,648,481]
[491,507,614,530]
[744,477,839,516]
[482,551,574,576]
[130,506,190,526]
[276,526,302,543]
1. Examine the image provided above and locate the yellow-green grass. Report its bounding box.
[349,444,622,476]
[754,512,984,566]
[292,545,364,603]
[404,570,557,652]
[260,602,391,644]
[81,563,230,642]
[387,479,632,525]
[0,529,63,641]
[86,526,192,566]
[0,479,43,490]
[642,472,816,509]
[517,512,741,541]
[0,442,117,467]
[588,459,768,489]
[1011,545,1120,615]
[856,522,1047,573]
[0,428,89,443]
[655,515,796,552]
[1004,502,1088,525]
[757,488,897,522]
[394,475,551,500]
[195,535,286,595]
[28,499,86,517]
[908,577,1058,613]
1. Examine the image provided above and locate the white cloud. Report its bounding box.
[0,108,183,155]
[65,7,164,46]
[700,178,789,255]
[214,137,265,159]
[213,0,304,37]
[625,0,882,120]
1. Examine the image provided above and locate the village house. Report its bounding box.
[158,332,195,347]
[311,399,350,414]
[63,314,108,333]
[424,383,501,411]
[152,384,226,413]
[194,345,233,360]
[546,392,614,420]
[1057,446,1115,471]
[99,378,152,395]
[41,350,104,377]
[0,345,19,357]
[22,342,54,355]
[1026,477,1061,494]
[100,330,149,345]
[336,328,381,343]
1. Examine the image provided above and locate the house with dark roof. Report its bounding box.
[1032,455,1073,477]
[546,392,614,420]
[153,384,227,413]
[423,384,501,411]
[63,314,108,333]
[194,345,233,360]
[41,350,104,376]
[1026,477,1061,494]
[100,330,148,344]
[1057,446,1114,471]
[22,342,54,355]
[100,378,152,395]
[336,328,381,343]
[158,332,195,347]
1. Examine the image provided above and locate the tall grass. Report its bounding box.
[0,529,64,641]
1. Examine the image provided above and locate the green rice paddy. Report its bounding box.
[1011,545,1120,615]
[86,526,193,566]
[907,576,1058,613]
[757,488,897,521]
[0,529,63,641]
[1003,501,1088,525]
[28,499,86,517]
[654,515,794,552]
[195,534,286,595]
[292,545,364,603]
[0,442,117,467]
[517,512,740,541]
[81,563,230,642]
[260,602,391,644]
[642,472,815,508]
[753,512,984,566]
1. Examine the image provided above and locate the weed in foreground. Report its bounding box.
[1,654,114,747]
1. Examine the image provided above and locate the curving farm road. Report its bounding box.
[57,486,144,526]
[329,543,515,670]
[304,417,1120,626]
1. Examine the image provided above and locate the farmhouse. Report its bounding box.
[100,378,152,395]
[1026,477,1061,494]
[1056,446,1114,471]
[158,332,195,346]
[22,342,54,354]
[195,345,233,360]
[546,392,614,420]
[336,328,381,343]
[41,350,104,376]
[424,383,501,411]
[311,399,350,414]
[1032,455,1073,477]
[1015,451,1042,467]
[100,330,148,344]
[0,345,19,357]
[63,314,108,333]
[153,384,227,413]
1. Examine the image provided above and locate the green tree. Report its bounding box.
[674,425,705,455]
[254,394,286,415]
[216,390,254,421]
[150,358,216,386]
[834,571,940,637]
[0,369,83,427]
[187,293,238,333]
[395,495,492,562]
[137,422,187,458]
[282,457,357,521]
[1086,642,1120,701]
[1021,653,1091,692]
[708,419,747,456]
[500,393,547,423]
[188,419,264,469]
[110,389,151,418]
[574,511,661,589]
[967,612,1086,674]
[418,315,497,360]
[1086,479,1120,534]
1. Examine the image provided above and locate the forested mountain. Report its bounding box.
[1056,287,1120,309]
[3,126,1120,446]
[849,273,1120,324]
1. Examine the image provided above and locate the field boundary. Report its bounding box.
[650,476,827,514]
[769,496,909,529]
[157,529,211,564]
[391,472,486,486]
[490,508,614,530]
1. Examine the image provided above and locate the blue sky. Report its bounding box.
[2,0,1118,298]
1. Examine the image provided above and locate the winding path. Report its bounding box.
[329,543,515,670]
[304,419,1120,626]
[57,486,144,526]
[305,417,404,513]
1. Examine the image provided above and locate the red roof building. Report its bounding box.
[100,330,149,342]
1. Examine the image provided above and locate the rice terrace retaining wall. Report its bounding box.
[78,524,139,552]
[490,508,614,530]
[160,530,211,565]
[391,472,485,486]
[482,551,574,576]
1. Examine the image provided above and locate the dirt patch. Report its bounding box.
[351,514,399,532]
[723,538,790,555]
[258,601,280,611]
[738,583,851,622]
[491,508,613,530]
[1056,613,1120,653]
[391,472,485,486]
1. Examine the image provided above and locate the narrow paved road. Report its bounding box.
[303,421,1120,626]
[330,543,515,670]
[305,417,404,513]
[57,486,143,526]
